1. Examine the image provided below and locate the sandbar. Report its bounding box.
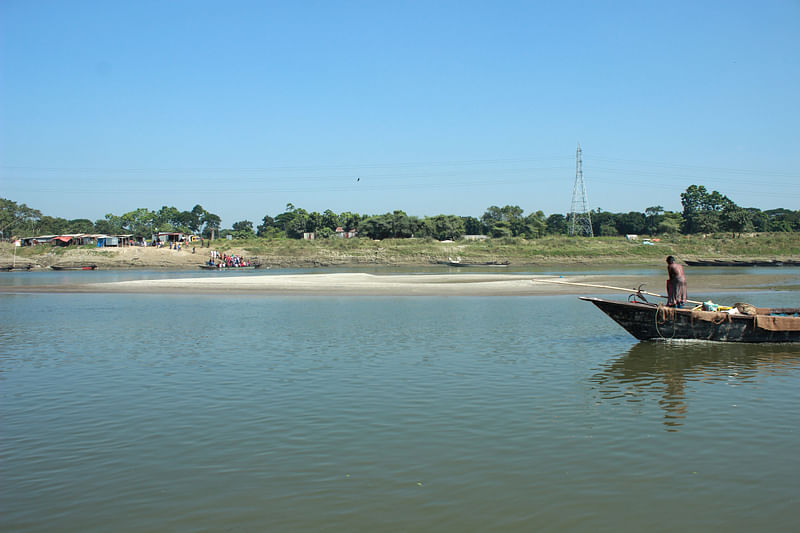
[2,271,796,297]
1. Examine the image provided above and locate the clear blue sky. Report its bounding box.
[2,0,798,227]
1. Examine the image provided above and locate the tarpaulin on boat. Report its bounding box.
[755,315,800,331]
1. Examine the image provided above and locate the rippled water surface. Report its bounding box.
[2,280,799,532]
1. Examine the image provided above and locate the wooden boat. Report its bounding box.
[685,259,800,267]
[581,297,800,343]
[437,260,510,267]
[199,264,257,270]
[0,265,33,271]
[50,264,97,270]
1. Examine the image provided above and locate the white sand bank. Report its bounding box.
[104,273,562,296]
[6,271,788,297]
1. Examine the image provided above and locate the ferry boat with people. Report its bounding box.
[199,264,257,270]
[200,252,258,270]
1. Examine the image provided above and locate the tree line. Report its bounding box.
[2,185,799,242]
[0,201,222,241]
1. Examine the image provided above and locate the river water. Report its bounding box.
[2,268,799,532]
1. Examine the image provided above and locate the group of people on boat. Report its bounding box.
[207,251,251,268]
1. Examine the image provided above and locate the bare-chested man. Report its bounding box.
[666,255,687,307]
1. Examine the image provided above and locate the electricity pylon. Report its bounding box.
[569,143,593,237]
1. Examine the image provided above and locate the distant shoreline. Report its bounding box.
[2,234,798,272]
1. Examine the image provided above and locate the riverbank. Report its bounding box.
[2,233,799,270]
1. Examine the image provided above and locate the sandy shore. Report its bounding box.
[4,271,796,296]
[108,273,554,296]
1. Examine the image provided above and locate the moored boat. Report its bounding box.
[0,265,33,271]
[581,297,800,343]
[436,259,510,267]
[50,264,97,270]
[685,259,800,267]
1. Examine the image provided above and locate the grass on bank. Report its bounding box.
[2,233,799,266]
[188,233,800,264]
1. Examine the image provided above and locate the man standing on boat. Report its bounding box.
[666,256,687,307]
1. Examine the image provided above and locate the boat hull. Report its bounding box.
[199,265,257,270]
[685,259,800,267]
[50,265,97,270]
[436,261,510,267]
[581,297,800,343]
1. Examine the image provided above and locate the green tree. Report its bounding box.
[747,208,769,232]
[94,219,114,235]
[488,220,513,238]
[658,212,683,235]
[257,215,276,237]
[274,203,305,236]
[202,212,222,239]
[231,220,256,239]
[546,214,568,235]
[764,209,800,232]
[100,214,125,235]
[591,209,619,236]
[175,210,197,233]
[359,215,392,239]
[0,198,42,237]
[338,212,363,231]
[390,210,413,238]
[680,185,731,234]
[721,204,754,236]
[37,216,70,235]
[615,211,646,235]
[462,216,483,235]
[360,211,415,240]
[321,209,340,230]
[307,211,323,233]
[287,208,310,238]
[67,218,96,233]
[644,206,664,234]
[424,215,465,240]
[155,206,188,233]
[189,205,207,233]
[482,205,525,236]
[521,211,547,238]
[121,208,156,237]
[316,227,334,239]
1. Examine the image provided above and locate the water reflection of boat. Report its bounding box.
[590,342,800,431]
[581,297,800,343]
